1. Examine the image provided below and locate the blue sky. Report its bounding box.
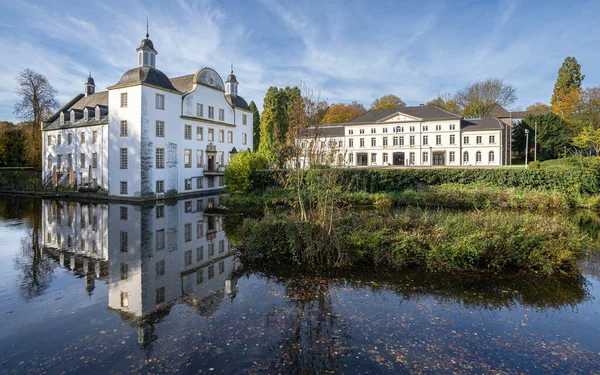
[1,0,599,123]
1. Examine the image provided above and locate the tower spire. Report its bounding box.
[146,18,149,38]
[231,59,233,74]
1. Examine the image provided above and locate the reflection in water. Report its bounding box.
[39,196,237,355]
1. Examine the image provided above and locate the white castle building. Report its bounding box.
[41,29,253,199]
[297,105,523,168]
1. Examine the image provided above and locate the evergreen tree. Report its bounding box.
[515,113,572,160]
[258,86,300,166]
[248,101,260,151]
[551,56,585,106]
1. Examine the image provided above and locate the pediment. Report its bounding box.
[377,111,422,123]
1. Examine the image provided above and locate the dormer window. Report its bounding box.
[60,112,65,125]
[83,108,88,121]
[70,110,75,123]
[95,106,100,120]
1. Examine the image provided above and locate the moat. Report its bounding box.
[1,197,600,374]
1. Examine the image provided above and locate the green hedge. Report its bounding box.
[250,167,600,194]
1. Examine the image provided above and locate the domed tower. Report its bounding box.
[225,65,238,96]
[84,73,95,97]
[137,20,157,68]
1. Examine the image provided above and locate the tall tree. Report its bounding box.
[258,86,301,166]
[516,113,572,160]
[575,85,600,130]
[527,102,550,111]
[13,69,59,169]
[551,57,585,106]
[370,95,406,110]
[321,102,366,124]
[425,94,461,115]
[455,78,517,117]
[248,101,261,151]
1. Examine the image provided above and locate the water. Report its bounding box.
[1,197,600,374]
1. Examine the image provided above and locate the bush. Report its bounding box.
[224,151,268,194]
[528,160,541,169]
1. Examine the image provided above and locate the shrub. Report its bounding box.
[528,160,541,169]
[224,151,268,194]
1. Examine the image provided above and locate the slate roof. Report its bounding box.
[345,106,461,124]
[485,104,510,118]
[43,91,109,131]
[461,116,505,131]
[225,94,249,110]
[170,74,194,92]
[299,124,345,138]
[485,103,549,119]
[70,91,108,110]
[110,66,179,92]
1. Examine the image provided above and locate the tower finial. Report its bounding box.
[231,59,233,74]
[146,18,149,38]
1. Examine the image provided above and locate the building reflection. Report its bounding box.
[40,195,238,353]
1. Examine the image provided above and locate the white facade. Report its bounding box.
[42,32,253,199]
[298,107,506,168]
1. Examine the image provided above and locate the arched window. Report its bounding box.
[395,126,401,133]
[476,151,482,162]
[463,151,469,162]
[489,151,495,162]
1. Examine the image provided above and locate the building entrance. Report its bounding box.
[393,152,405,166]
[433,152,445,166]
[357,153,368,166]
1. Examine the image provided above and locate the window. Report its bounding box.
[423,135,428,145]
[371,128,376,134]
[219,151,224,166]
[184,149,191,168]
[80,132,85,143]
[219,240,225,253]
[57,154,62,168]
[400,136,405,146]
[120,263,128,280]
[489,151,495,162]
[155,148,165,168]
[120,93,127,107]
[196,126,203,141]
[359,129,364,134]
[450,124,456,130]
[197,220,204,238]
[349,153,354,164]
[196,270,204,284]
[349,139,354,147]
[196,150,203,167]
[219,108,225,121]
[410,126,415,132]
[339,140,343,148]
[228,131,233,143]
[92,131,97,144]
[197,177,203,189]
[196,199,204,211]
[120,231,128,252]
[120,148,128,169]
[208,177,215,188]
[219,176,224,186]
[120,206,128,220]
[156,287,165,304]
[383,127,388,133]
[383,137,388,146]
[218,130,224,143]
[359,138,365,147]
[476,151,482,162]
[371,153,377,164]
[120,181,128,194]
[197,246,204,262]
[184,223,192,242]
[383,153,388,163]
[121,292,129,307]
[47,155,52,168]
[185,250,193,266]
[185,201,192,212]
[219,261,225,274]
[156,205,164,218]
[242,114,247,125]
[80,153,85,168]
[156,180,165,193]
[409,136,415,146]
[156,121,164,137]
[464,136,469,144]
[395,126,402,133]
[120,121,127,137]
[423,125,428,131]
[489,135,495,144]
[57,134,62,145]
[348,129,354,135]
[156,260,165,277]
[156,94,165,109]
[435,125,441,131]
[371,138,376,147]
[436,135,442,145]
[208,106,214,119]
[409,152,415,164]
[197,103,204,117]
[208,265,215,280]
[423,152,429,163]
[476,136,482,144]
[208,128,214,142]
[450,135,456,145]
[184,124,192,140]
[156,229,165,250]
[463,151,469,162]
[47,135,52,146]
[91,153,97,168]
[393,137,398,146]
[449,151,456,162]
[67,133,72,145]
[242,133,247,145]
[185,179,192,190]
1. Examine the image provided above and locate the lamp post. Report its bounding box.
[534,121,537,162]
[525,129,529,168]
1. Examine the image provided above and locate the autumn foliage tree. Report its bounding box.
[370,95,406,110]
[321,102,365,124]
[425,94,462,115]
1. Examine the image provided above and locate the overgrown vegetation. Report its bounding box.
[223,150,268,194]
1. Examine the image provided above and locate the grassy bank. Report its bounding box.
[227,208,590,275]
